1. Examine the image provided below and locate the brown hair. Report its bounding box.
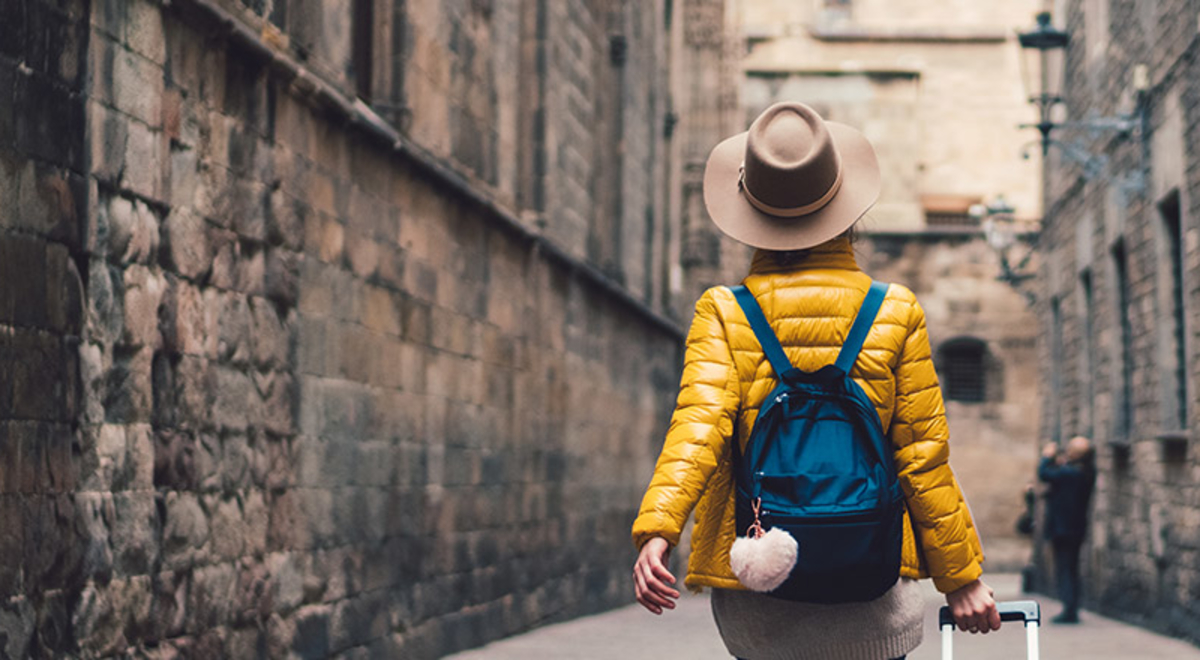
[770,226,859,267]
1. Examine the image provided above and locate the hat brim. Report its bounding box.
[702,121,881,251]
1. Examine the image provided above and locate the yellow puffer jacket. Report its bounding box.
[632,237,984,594]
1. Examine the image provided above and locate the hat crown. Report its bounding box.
[742,104,842,214]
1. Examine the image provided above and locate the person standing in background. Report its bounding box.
[1038,436,1095,624]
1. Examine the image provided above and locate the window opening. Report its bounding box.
[940,338,987,403]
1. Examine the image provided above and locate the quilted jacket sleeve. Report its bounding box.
[890,295,985,593]
[631,288,739,550]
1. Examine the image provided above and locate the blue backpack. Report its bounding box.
[730,281,904,603]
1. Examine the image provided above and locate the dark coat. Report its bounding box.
[1038,456,1095,539]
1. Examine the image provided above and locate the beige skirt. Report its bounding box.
[709,579,925,660]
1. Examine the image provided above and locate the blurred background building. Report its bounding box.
[1029,0,1200,644]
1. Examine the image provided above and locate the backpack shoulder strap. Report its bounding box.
[729,285,794,378]
[834,281,891,374]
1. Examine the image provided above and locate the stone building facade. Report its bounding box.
[0,0,685,657]
[666,0,750,317]
[679,0,1047,567]
[1033,0,1200,643]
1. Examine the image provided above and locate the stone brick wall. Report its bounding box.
[1035,0,1200,644]
[0,0,90,654]
[668,0,751,317]
[0,0,683,657]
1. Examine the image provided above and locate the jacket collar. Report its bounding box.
[748,236,860,275]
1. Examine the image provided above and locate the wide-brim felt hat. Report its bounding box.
[703,102,881,251]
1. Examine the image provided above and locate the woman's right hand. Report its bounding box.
[945,578,1002,633]
[633,537,680,615]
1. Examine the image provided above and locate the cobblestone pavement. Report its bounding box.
[446,574,1200,659]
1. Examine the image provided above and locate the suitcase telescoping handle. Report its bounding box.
[938,600,1040,660]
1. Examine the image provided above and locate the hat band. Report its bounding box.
[738,166,844,218]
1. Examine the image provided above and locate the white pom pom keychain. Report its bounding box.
[729,498,799,592]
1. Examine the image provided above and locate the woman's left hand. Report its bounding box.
[945,578,1001,634]
[633,537,680,615]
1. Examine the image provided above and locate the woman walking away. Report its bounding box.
[631,102,1000,660]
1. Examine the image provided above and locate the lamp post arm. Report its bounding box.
[1021,138,1107,179]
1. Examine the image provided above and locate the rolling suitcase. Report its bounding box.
[938,600,1041,660]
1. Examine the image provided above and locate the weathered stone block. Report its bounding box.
[243,489,268,556]
[331,594,389,654]
[104,45,163,129]
[44,241,84,335]
[168,355,215,429]
[360,285,400,337]
[211,366,257,431]
[402,258,439,305]
[185,562,236,634]
[266,489,300,552]
[104,345,154,423]
[231,557,270,625]
[161,207,212,281]
[71,581,127,656]
[346,231,380,281]
[249,297,289,369]
[88,98,128,185]
[216,293,253,365]
[207,226,238,290]
[161,491,209,568]
[317,215,345,265]
[14,67,84,170]
[225,626,265,659]
[0,423,20,496]
[293,604,332,659]
[106,195,159,265]
[265,247,300,307]
[44,422,75,494]
[234,241,266,295]
[0,233,47,329]
[85,259,123,345]
[0,595,34,659]
[122,264,165,349]
[152,428,195,491]
[0,496,24,595]
[13,163,83,249]
[399,295,432,346]
[122,119,164,201]
[207,494,245,560]
[110,492,159,575]
[73,491,115,584]
[297,489,335,549]
[22,494,81,592]
[217,432,251,492]
[263,551,304,613]
[126,0,166,64]
[265,187,306,252]
[159,277,204,357]
[336,324,375,384]
[142,570,187,641]
[316,379,371,443]
[258,370,296,436]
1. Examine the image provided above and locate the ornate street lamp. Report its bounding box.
[1017,12,1069,156]
[970,196,1038,304]
[1015,12,1146,180]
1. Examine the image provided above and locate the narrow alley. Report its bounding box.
[447,574,1200,659]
